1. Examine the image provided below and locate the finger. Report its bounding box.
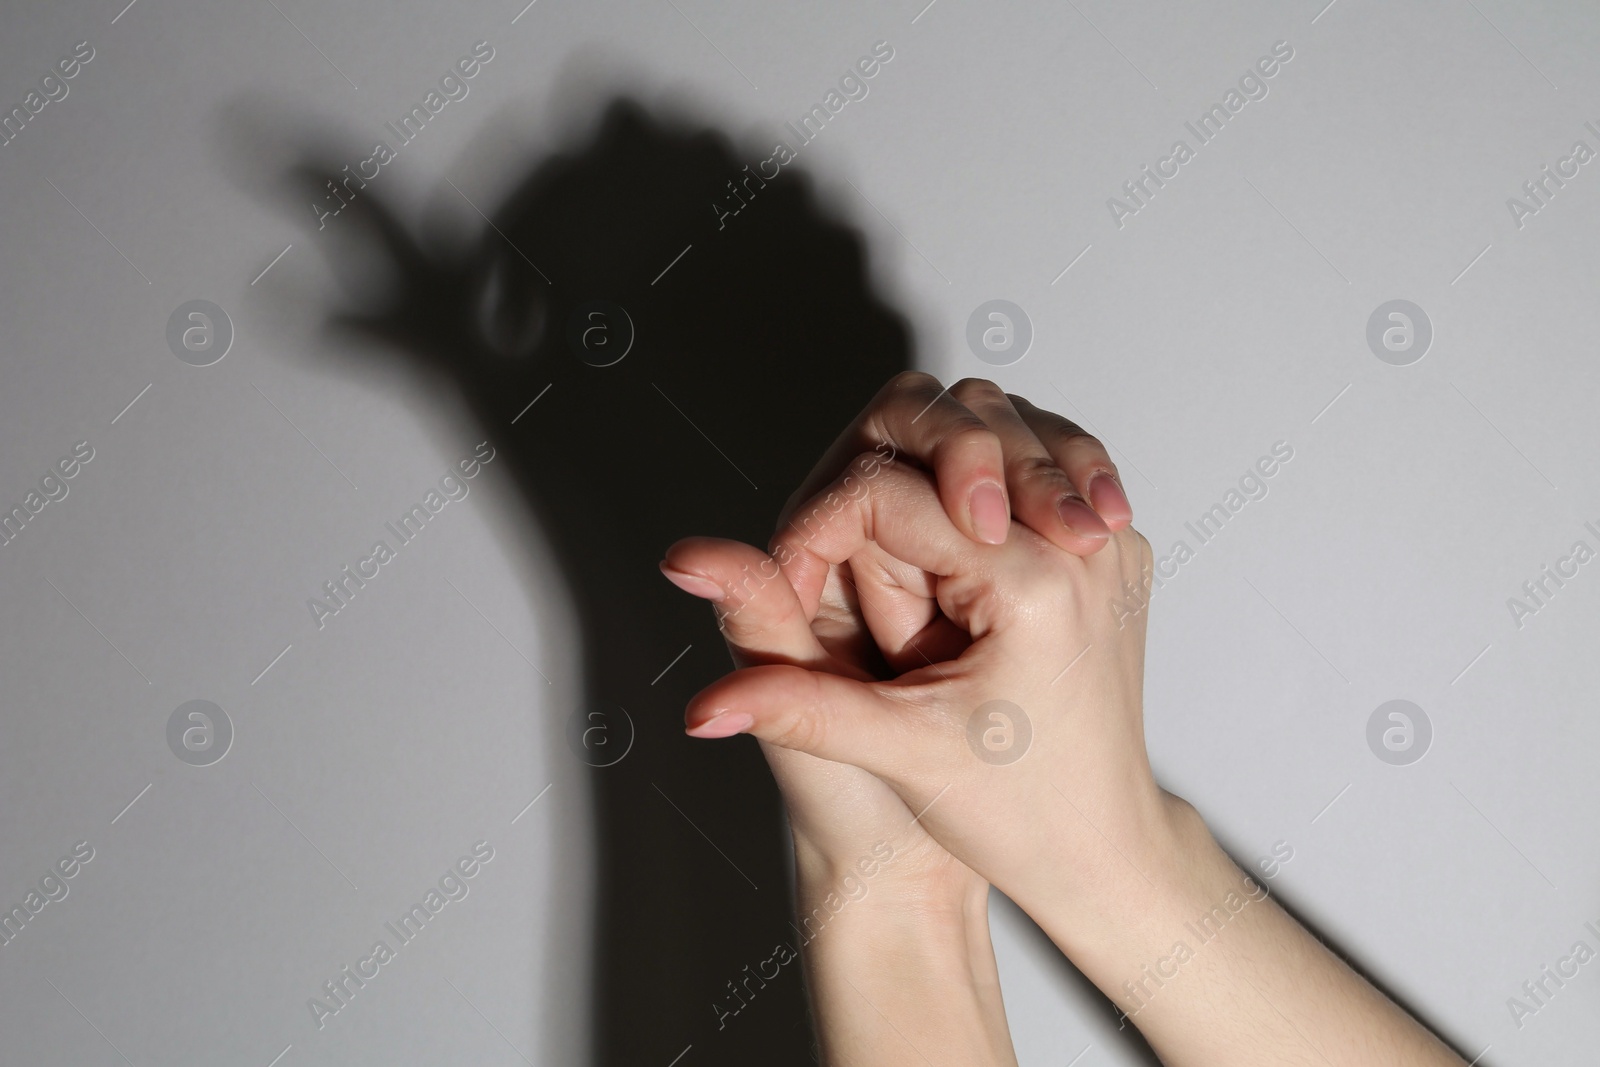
[663,539,900,816]
[660,537,834,671]
[771,455,985,621]
[844,547,971,672]
[684,663,908,773]
[778,371,1013,546]
[949,379,1112,554]
[843,543,937,659]
[773,458,1016,649]
[803,555,885,671]
[1009,394,1133,530]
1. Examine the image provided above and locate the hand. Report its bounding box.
[666,533,1016,1065]
[680,451,1170,921]
[776,372,1132,553]
[680,456,1471,1067]
[669,446,1159,1057]
[773,374,1132,683]
[662,375,1136,1065]
[663,373,1140,894]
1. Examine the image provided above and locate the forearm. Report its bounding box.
[793,854,1017,1066]
[1014,793,1466,1067]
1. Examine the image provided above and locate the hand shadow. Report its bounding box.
[230,92,912,1065]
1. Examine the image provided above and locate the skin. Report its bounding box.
[666,373,1132,1064]
[664,374,1469,1066]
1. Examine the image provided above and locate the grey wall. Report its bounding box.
[0,1,1595,1065]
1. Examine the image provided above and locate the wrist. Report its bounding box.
[1011,789,1242,998]
[792,829,987,925]
[792,839,991,969]
[796,888,1015,1066]
[793,841,1015,1065]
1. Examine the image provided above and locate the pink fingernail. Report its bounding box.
[1088,473,1132,525]
[969,482,1009,545]
[686,712,754,738]
[1057,496,1111,540]
[660,563,725,600]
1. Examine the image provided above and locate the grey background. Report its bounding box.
[1,0,1597,1064]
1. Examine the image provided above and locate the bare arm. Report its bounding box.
[793,838,1016,1066]
[1016,792,1465,1066]
[679,413,1470,1066]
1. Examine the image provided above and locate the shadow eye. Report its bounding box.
[472,251,547,361]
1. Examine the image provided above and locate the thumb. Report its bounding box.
[662,536,830,670]
[665,537,894,811]
[684,663,904,772]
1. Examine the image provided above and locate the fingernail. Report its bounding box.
[1057,496,1111,540]
[1087,473,1132,525]
[660,563,725,600]
[969,482,1009,545]
[686,712,754,738]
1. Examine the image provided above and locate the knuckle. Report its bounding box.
[938,422,1002,464]
[1111,525,1152,569]
[886,369,942,400]
[770,513,827,568]
[1036,561,1083,611]
[1011,455,1074,497]
[719,609,783,649]
[1130,526,1152,561]
[769,523,806,557]
[772,705,825,753]
[841,450,893,495]
[950,377,1009,411]
[1058,433,1114,476]
[1024,403,1089,444]
[1053,421,1097,447]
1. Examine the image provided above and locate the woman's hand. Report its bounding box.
[663,373,1139,896]
[775,371,1131,550]
[661,375,1135,1064]
[681,452,1170,916]
[679,455,1470,1067]
[765,372,1134,719]
[665,533,1016,1065]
